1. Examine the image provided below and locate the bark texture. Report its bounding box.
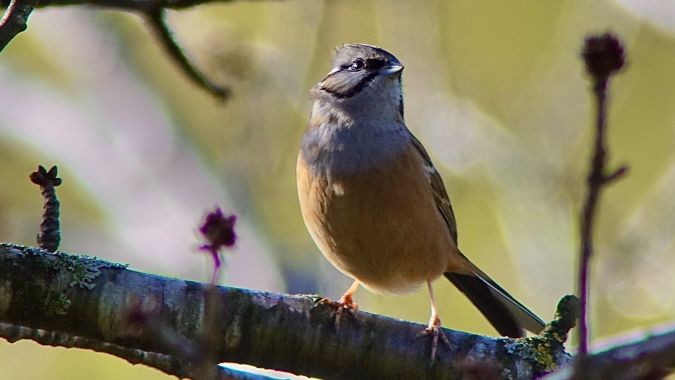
[0,243,571,379]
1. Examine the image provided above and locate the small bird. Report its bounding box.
[296,44,545,356]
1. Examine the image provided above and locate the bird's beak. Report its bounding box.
[381,63,404,75]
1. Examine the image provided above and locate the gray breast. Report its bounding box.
[301,121,410,178]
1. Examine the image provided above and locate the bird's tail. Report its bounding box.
[444,271,545,338]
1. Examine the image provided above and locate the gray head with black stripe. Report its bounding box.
[312,44,404,119]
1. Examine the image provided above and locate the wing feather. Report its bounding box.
[409,133,458,244]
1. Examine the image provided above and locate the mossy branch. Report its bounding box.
[0,243,573,379]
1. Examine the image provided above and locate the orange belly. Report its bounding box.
[297,145,460,294]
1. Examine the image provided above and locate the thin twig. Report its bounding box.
[577,33,627,359]
[1,0,278,97]
[0,0,39,52]
[144,7,230,101]
[2,0,269,11]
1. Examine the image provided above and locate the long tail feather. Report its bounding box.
[444,272,545,337]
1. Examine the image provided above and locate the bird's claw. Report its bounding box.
[417,317,450,366]
[317,295,358,331]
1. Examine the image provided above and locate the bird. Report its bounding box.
[296,43,545,358]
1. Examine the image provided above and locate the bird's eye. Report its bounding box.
[349,58,365,71]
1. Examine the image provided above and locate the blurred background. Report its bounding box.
[0,0,674,378]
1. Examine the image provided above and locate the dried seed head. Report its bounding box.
[582,33,625,79]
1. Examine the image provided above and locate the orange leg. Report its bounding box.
[421,281,449,364]
[334,280,360,330]
[338,280,360,309]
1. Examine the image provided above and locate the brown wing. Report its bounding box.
[409,133,458,245]
[409,132,546,335]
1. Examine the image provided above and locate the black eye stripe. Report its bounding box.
[338,58,387,72]
[365,59,385,70]
[318,57,392,99]
[321,71,379,99]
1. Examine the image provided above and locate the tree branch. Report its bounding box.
[0,0,270,12]
[143,7,230,101]
[1,0,258,98]
[0,323,272,379]
[0,0,39,52]
[544,326,675,380]
[1,0,269,11]
[0,243,573,379]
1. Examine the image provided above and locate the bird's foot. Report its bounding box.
[317,293,358,331]
[335,293,359,331]
[417,315,450,366]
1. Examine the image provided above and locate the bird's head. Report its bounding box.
[312,44,405,119]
